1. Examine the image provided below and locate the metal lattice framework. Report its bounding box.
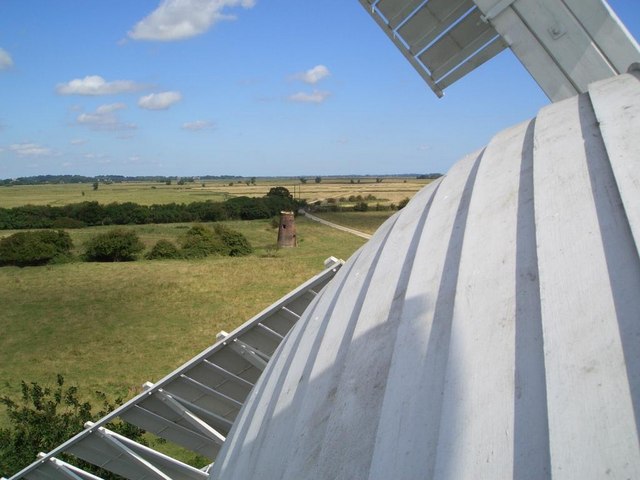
[360,0,640,100]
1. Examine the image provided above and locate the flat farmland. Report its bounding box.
[0,177,432,208]
[0,217,366,408]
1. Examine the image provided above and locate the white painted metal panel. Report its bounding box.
[369,151,482,479]
[473,0,640,100]
[376,0,423,28]
[434,121,534,478]
[397,0,474,53]
[589,69,640,254]
[358,0,505,97]
[554,0,640,74]
[418,8,499,81]
[361,0,640,100]
[211,73,640,480]
[534,91,640,478]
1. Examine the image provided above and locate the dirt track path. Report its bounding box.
[300,210,372,240]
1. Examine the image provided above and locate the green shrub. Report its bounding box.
[145,239,180,260]
[0,230,73,267]
[353,202,369,212]
[0,375,145,479]
[179,225,228,258]
[84,229,144,262]
[398,197,411,210]
[214,224,253,257]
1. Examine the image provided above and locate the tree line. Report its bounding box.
[0,188,302,230]
[0,174,245,186]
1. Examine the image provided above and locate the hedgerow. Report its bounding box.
[0,187,302,230]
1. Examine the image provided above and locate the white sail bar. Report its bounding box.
[359,0,507,97]
[6,257,344,480]
[359,0,640,101]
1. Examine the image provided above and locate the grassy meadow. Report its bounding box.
[0,176,431,208]
[0,218,368,417]
[0,178,411,467]
[312,210,399,234]
[0,175,421,446]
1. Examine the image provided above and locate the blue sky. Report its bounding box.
[0,1,638,179]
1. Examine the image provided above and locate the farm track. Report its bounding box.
[300,210,373,240]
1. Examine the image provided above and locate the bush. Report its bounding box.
[353,202,369,212]
[398,197,411,210]
[214,224,253,257]
[179,225,228,258]
[0,375,145,479]
[145,239,180,260]
[0,230,73,267]
[84,229,144,262]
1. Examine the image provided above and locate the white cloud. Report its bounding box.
[288,90,331,104]
[138,91,182,110]
[128,0,256,41]
[96,103,126,114]
[182,120,215,131]
[0,48,13,70]
[294,65,330,84]
[76,103,136,131]
[56,75,146,95]
[9,143,53,157]
[70,138,87,145]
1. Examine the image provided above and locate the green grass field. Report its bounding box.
[0,185,400,468]
[0,177,430,208]
[0,218,367,411]
[312,210,398,234]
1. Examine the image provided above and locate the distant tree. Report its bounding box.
[245,180,251,186]
[350,179,355,184]
[315,176,322,184]
[398,197,411,210]
[353,202,369,212]
[165,179,172,185]
[0,375,145,479]
[299,177,308,184]
[376,178,383,183]
[92,181,99,191]
[250,177,256,185]
[177,179,186,186]
[84,229,144,262]
[267,186,292,199]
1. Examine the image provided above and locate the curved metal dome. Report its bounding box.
[211,71,640,479]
